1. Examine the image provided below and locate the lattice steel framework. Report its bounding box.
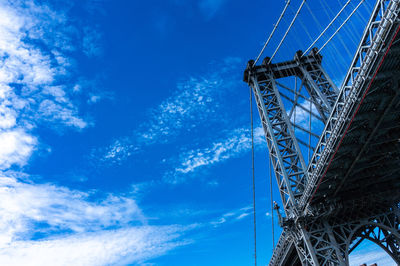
[244,0,400,265]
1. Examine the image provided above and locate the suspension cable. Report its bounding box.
[318,0,365,54]
[253,0,292,66]
[269,156,275,250]
[269,0,306,64]
[250,87,257,266]
[302,0,352,56]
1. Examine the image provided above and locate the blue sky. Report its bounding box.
[0,0,395,265]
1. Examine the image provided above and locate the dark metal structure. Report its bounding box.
[244,0,400,265]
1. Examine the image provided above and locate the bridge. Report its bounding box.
[244,0,400,265]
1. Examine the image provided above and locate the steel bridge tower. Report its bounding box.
[244,1,400,265]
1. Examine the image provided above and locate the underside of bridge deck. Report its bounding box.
[310,35,400,218]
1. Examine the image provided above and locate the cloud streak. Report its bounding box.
[0,172,191,265]
[210,205,253,227]
[0,173,145,241]
[166,127,265,183]
[0,226,189,266]
[96,57,243,166]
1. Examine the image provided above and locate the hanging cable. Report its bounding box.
[308,97,312,162]
[317,0,351,76]
[302,0,352,56]
[269,156,275,250]
[318,0,365,54]
[250,87,257,266]
[269,0,306,63]
[320,0,354,59]
[253,0,292,66]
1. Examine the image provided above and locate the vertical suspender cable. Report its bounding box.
[269,0,307,63]
[270,156,275,250]
[250,87,257,266]
[253,0,292,66]
[308,98,312,162]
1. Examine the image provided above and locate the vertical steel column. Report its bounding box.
[250,72,308,217]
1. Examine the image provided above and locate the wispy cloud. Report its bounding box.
[198,0,227,20]
[139,77,219,143]
[166,127,265,183]
[0,173,144,243]
[210,205,253,227]
[83,26,103,57]
[289,100,322,129]
[0,226,189,266]
[0,172,191,265]
[95,57,243,165]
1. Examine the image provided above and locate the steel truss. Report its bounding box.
[300,0,400,211]
[245,51,339,264]
[244,1,400,265]
[296,205,400,265]
[244,49,338,218]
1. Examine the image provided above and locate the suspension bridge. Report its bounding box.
[244,0,400,265]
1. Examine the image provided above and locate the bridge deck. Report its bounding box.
[309,29,400,215]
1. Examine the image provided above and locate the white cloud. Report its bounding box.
[210,205,253,227]
[88,94,101,103]
[0,226,189,266]
[0,173,192,265]
[289,99,327,138]
[0,129,36,170]
[0,0,105,168]
[236,213,250,220]
[139,76,222,143]
[210,217,226,227]
[97,57,242,165]
[0,174,143,244]
[0,0,108,137]
[38,100,87,129]
[290,100,319,128]
[100,138,138,165]
[168,127,264,182]
[83,27,103,57]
